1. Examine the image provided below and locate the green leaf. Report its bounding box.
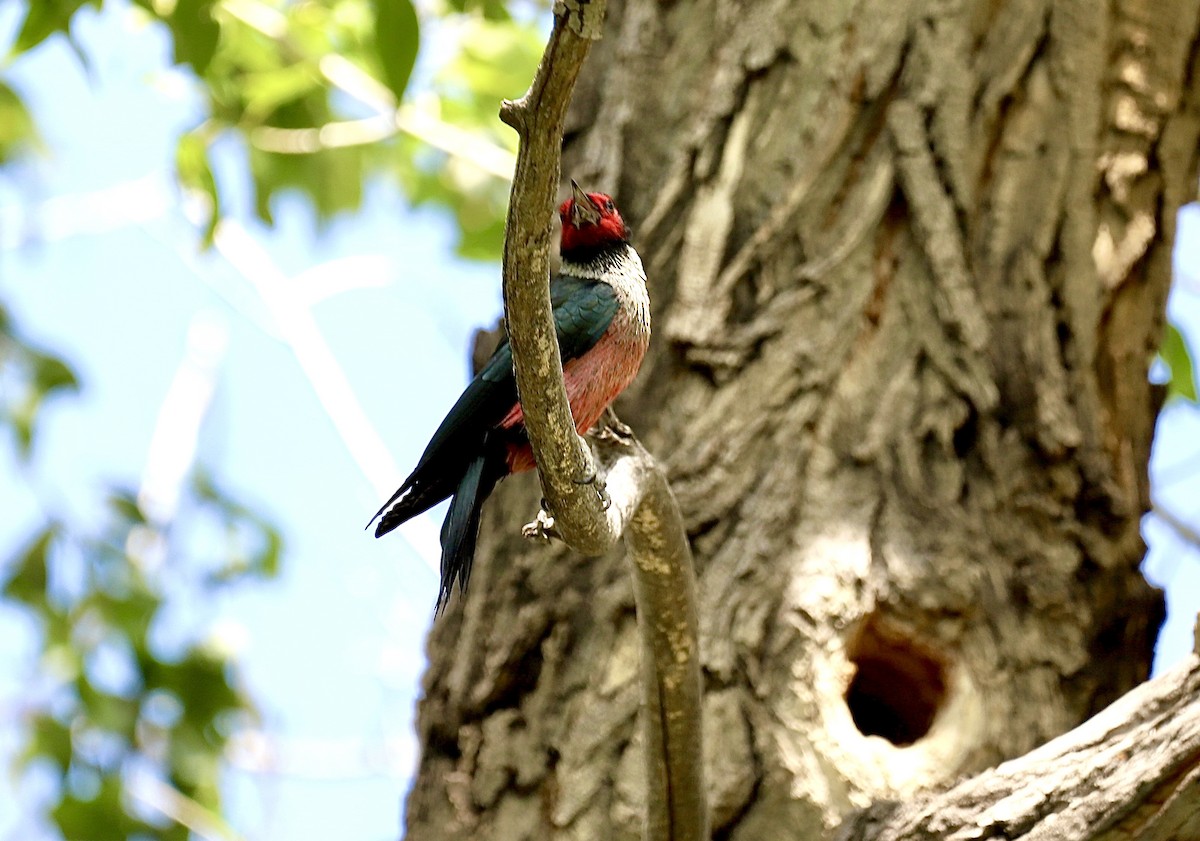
[191,469,221,503]
[258,528,282,577]
[27,714,73,774]
[457,210,507,260]
[250,144,365,224]
[169,0,220,75]
[33,352,79,394]
[77,678,139,737]
[242,63,322,119]
[444,0,512,19]
[52,776,150,841]
[192,470,284,582]
[439,18,542,101]
[0,316,78,457]
[167,718,222,805]
[1161,322,1198,403]
[3,528,52,606]
[371,0,419,103]
[13,0,94,54]
[93,588,159,643]
[0,81,40,163]
[107,488,147,525]
[154,650,242,733]
[176,131,220,243]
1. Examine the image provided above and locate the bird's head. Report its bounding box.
[558,181,628,259]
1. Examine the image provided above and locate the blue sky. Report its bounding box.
[0,3,1198,841]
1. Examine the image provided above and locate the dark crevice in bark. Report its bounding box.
[423,723,464,765]
[480,643,547,719]
[972,69,1055,329]
[951,406,979,458]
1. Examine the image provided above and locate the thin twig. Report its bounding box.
[138,311,227,526]
[248,104,516,181]
[208,222,402,498]
[131,772,246,841]
[205,218,443,568]
[1152,501,1200,551]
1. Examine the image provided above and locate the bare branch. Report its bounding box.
[498,0,616,556]
[204,219,443,568]
[497,3,708,839]
[1152,501,1200,552]
[131,771,246,841]
[836,655,1200,841]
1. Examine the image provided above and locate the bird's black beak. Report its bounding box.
[569,180,602,227]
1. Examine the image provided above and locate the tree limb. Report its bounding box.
[496,3,708,839]
[595,431,709,841]
[498,0,614,555]
[835,654,1200,841]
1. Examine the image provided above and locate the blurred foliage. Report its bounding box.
[6,0,542,256]
[396,14,542,258]
[3,481,281,840]
[0,305,80,458]
[1,308,282,840]
[0,0,543,836]
[1160,321,1198,403]
[0,80,40,162]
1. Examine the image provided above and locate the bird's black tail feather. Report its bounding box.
[371,475,452,539]
[435,450,504,613]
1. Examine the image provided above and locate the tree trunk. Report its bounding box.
[404,0,1200,838]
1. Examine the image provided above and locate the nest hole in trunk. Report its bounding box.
[844,615,948,746]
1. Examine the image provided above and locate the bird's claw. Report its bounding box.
[522,508,558,542]
[574,470,611,510]
[594,407,634,442]
[526,475,608,540]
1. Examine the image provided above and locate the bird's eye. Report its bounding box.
[605,199,614,211]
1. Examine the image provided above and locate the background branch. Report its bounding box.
[836,655,1200,841]
[495,2,708,839]
[1152,501,1200,552]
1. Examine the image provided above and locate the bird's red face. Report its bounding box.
[558,182,628,257]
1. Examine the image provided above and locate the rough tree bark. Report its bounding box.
[404,0,1200,839]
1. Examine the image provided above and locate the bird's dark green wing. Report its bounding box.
[416,276,617,463]
[550,275,620,361]
[414,277,616,467]
[370,277,618,535]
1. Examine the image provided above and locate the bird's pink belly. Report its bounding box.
[499,330,643,473]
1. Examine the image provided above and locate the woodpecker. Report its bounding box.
[369,182,650,611]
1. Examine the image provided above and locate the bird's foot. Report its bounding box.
[594,407,634,442]
[522,508,558,542]
[574,470,611,510]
